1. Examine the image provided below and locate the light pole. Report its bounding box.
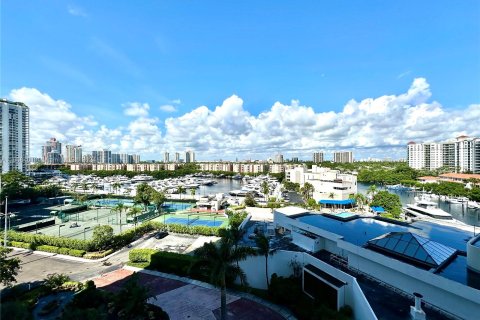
[58,224,65,237]
[84,226,91,240]
[4,196,8,247]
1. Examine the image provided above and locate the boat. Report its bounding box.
[467,201,480,209]
[405,201,454,220]
[445,197,462,204]
[232,174,243,180]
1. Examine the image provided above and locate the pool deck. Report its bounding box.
[94,268,291,320]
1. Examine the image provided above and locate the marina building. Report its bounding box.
[0,99,29,173]
[313,152,324,163]
[333,151,353,163]
[407,136,480,173]
[285,165,357,201]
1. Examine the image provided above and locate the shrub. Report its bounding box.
[83,249,114,260]
[57,247,70,255]
[150,251,197,276]
[92,225,114,251]
[44,273,71,292]
[10,241,32,249]
[36,245,59,254]
[68,249,86,257]
[61,281,84,291]
[129,249,157,263]
[8,230,92,251]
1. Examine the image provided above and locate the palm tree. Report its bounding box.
[367,185,378,200]
[301,182,314,201]
[328,192,335,210]
[177,186,186,200]
[193,238,256,320]
[255,234,271,289]
[128,206,143,230]
[81,182,89,194]
[190,188,196,199]
[112,182,121,195]
[261,181,270,202]
[114,203,125,232]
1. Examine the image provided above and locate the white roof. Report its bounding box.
[275,206,309,216]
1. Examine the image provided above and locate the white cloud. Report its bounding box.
[67,5,87,17]
[123,102,150,117]
[7,78,479,160]
[159,104,177,112]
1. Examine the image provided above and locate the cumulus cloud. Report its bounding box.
[159,104,177,112]
[7,78,479,160]
[123,102,150,117]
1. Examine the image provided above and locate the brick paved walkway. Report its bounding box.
[94,268,286,320]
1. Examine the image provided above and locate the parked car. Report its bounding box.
[155,231,168,239]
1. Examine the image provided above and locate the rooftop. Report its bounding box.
[274,206,309,216]
[439,173,480,180]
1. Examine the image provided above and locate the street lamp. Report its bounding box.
[84,227,91,240]
[58,224,65,237]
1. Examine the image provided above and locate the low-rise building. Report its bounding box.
[286,165,357,201]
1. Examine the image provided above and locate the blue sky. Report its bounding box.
[2,1,480,160]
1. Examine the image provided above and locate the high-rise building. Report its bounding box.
[313,152,324,163]
[65,145,82,163]
[407,136,480,173]
[111,153,121,164]
[185,150,195,163]
[82,154,93,163]
[0,99,29,173]
[333,151,353,163]
[100,150,112,164]
[132,154,140,163]
[175,152,180,163]
[274,153,284,163]
[42,137,62,164]
[164,152,169,163]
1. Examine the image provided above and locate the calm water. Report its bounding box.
[358,183,480,227]
[196,178,244,196]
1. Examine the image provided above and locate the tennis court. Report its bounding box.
[164,216,223,227]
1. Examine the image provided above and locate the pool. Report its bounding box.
[296,214,473,250]
[89,198,134,207]
[164,216,223,227]
[161,202,193,212]
[336,212,356,218]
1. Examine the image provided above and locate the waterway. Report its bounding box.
[358,183,480,227]
[197,178,244,196]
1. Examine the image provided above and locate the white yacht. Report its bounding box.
[405,200,453,220]
[404,200,468,228]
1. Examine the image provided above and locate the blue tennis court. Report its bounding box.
[162,202,194,212]
[165,217,223,227]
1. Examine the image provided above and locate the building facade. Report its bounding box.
[0,99,29,173]
[164,152,169,163]
[285,165,357,201]
[313,152,324,163]
[333,151,353,163]
[185,150,195,163]
[274,153,284,163]
[65,145,82,163]
[42,137,62,164]
[407,136,480,173]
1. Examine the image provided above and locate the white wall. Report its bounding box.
[467,235,480,273]
[341,240,480,319]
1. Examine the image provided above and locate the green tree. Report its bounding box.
[152,191,167,212]
[128,206,143,230]
[244,192,257,207]
[0,171,35,200]
[371,191,402,219]
[176,186,186,200]
[114,273,155,320]
[0,247,21,287]
[190,188,196,198]
[261,181,270,202]
[92,225,114,250]
[255,234,272,289]
[300,182,314,201]
[193,238,256,320]
[112,182,121,195]
[113,202,126,231]
[134,183,154,209]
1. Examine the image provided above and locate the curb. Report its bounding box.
[124,266,297,320]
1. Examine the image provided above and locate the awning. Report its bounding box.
[371,206,385,213]
[318,199,354,205]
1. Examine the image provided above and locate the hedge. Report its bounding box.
[83,248,113,260]
[36,245,60,254]
[68,249,86,257]
[8,230,92,251]
[10,241,32,249]
[128,249,197,276]
[129,249,157,263]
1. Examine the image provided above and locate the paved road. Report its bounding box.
[3,232,218,289]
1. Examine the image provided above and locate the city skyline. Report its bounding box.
[2,2,479,161]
